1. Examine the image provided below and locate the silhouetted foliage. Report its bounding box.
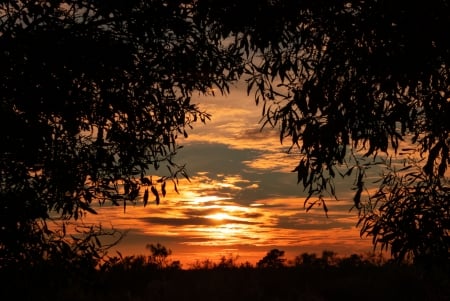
[196,0,450,263]
[216,253,240,269]
[359,159,450,265]
[146,242,173,268]
[190,258,216,270]
[294,250,341,268]
[0,0,242,268]
[2,247,449,301]
[231,0,450,199]
[188,254,242,270]
[320,250,338,266]
[100,243,179,273]
[294,252,318,267]
[2,0,450,268]
[257,248,286,268]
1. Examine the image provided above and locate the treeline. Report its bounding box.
[101,244,387,271]
[99,243,418,271]
[3,245,449,301]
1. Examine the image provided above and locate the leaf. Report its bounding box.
[397,165,412,172]
[161,181,166,197]
[124,183,130,194]
[322,200,329,217]
[95,236,102,247]
[353,186,362,209]
[79,201,97,215]
[306,201,316,212]
[85,190,93,203]
[294,159,308,185]
[151,186,160,205]
[328,166,335,178]
[143,188,149,207]
[141,176,151,185]
[344,166,354,177]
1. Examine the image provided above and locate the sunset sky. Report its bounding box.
[89,81,375,266]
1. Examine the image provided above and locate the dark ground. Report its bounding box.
[2,264,450,301]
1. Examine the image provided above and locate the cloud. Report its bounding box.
[74,83,383,265]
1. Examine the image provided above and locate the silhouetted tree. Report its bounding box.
[257,249,286,269]
[0,0,242,268]
[197,0,450,263]
[216,253,240,269]
[227,0,450,203]
[337,253,374,268]
[146,243,172,269]
[190,258,215,270]
[320,250,337,267]
[294,252,318,267]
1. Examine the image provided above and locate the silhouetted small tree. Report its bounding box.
[239,261,254,269]
[190,258,215,270]
[337,254,367,268]
[257,249,286,269]
[294,252,318,267]
[320,250,338,267]
[216,253,240,269]
[146,243,172,269]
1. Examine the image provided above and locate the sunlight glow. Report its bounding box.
[205,212,233,221]
[72,87,378,265]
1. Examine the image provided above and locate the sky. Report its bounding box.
[88,81,375,267]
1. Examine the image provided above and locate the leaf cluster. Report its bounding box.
[216,0,450,206]
[359,160,450,264]
[197,0,450,263]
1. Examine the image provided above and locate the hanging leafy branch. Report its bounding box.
[0,0,243,267]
